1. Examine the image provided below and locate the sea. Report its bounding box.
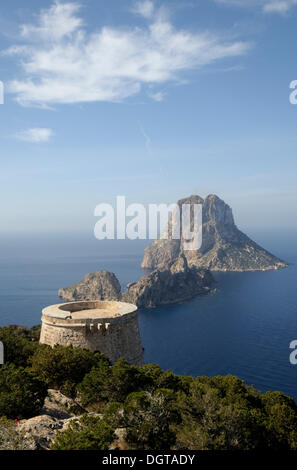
[0,232,297,400]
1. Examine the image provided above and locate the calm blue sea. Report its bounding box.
[0,232,297,400]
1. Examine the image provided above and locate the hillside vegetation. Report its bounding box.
[0,325,296,450]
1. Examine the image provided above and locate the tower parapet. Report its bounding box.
[40,300,144,365]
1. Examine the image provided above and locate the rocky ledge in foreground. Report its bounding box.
[58,255,214,308]
[142,194,288,272]
[18,389,87,450]
[58,270,121,302]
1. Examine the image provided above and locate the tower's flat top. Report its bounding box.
[70,308,118,319]
[42,300,137,320]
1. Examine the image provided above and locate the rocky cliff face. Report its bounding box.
[142,194,288,272]
[58,271,121,302]
[122,255,214,308]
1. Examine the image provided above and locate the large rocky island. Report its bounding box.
[142,194,288,272]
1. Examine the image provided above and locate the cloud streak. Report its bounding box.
[6,1,250,107]
[263,0,297,13]
[139,123,152,153]
[215,0,297,14]
[15,128,54,143]
[132,0,155,19]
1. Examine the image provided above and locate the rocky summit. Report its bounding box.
[142,194,288,272]
[58,270,121,302]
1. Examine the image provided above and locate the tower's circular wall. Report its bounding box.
[40,300,144,365]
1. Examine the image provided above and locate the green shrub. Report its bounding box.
[0,326,39,367]
[78,360,184,408]
[30,344,109,397]
[0,364,47,419]
[78,359,147,406]
[104,389,179,450]
[174,375,297,450]
[27,325,41,342]
[261,391,297,449]
[1,332,294,451]
[51,414,115,450]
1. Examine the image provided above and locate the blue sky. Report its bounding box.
[1,0,297,236]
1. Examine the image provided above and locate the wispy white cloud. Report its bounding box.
[21,1,83,41]
[263,0,297,13]
[148,90,165,101]
[6,1,250,107]
[132,0,155,19]
[215,0,297,14]
[15,127,54,143]
[139,123,152,152]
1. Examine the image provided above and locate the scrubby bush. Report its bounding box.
[104,389,179,450]
[78,359,185,408]
[261,391,297,449]
[77,359,146,407]
[1,329,296,451]
[175,375,297,450]
[0,326,39,367]
[51,414,115,450]
[0,364,47,419]
[175,378,263,450]
[30,344,109,397]
[27,325,41,342]
[77,366,297,450]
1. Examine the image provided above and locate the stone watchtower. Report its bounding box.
[40,300,144,365]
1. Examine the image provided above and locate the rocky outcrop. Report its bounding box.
[18,412,124,450]
[122,255,214,308]
[18,389,88,450]
[142,194,288,272]
[40,389,86,420]
[58,270,121,302]
[18,415,64,450]
[58,257,213,309]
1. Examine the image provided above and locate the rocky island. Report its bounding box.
[58,194,287,308]
[122,255,213,308]
[142,194,288,272]
[58,271,121,302]
[58,255,214,308]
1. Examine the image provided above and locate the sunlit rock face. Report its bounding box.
[122,254,214,308]
[142,194,288,272]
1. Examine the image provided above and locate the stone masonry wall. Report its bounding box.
[40,311,144,365]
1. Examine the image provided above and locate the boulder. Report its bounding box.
[40,389,86,419]
[18,415,64,450]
